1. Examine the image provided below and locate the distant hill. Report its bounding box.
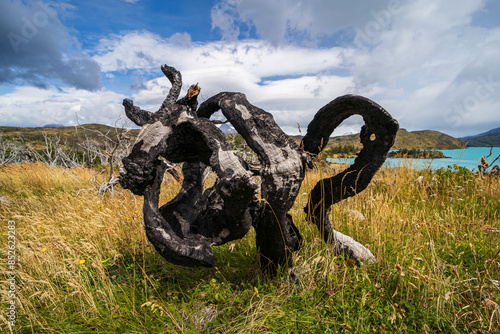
[461,133,500,147]
[321,129,465,150]
[0,124,139,150]
[460,127,500,147]
[395,130,466,149]
[461,127,500,140]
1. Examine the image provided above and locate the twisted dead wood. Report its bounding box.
[119,65,399,274]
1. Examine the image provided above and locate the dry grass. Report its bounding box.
[1,162,499,333]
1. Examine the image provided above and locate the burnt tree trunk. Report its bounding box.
[119,65,399,275]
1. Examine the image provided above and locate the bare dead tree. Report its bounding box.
[1,125,132,172]
[77,136,102,167]
[0,134,43,165]
[0,135,16,165]
[39,131,82,168]
[75,120,135,194]
[42,131,61,166]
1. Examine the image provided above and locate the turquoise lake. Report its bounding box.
[328,147,500,171]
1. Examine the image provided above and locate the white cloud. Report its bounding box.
[211,2,240,40]
[1,31,356,132]
[0,86,127,127]
[92,31,354,134]
[93,31,345,78]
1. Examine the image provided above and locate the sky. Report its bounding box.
[1,0,499,137]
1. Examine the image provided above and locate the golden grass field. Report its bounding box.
[1,162,499,333]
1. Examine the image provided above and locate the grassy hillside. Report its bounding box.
[0,124,139,149]
[324,129,465,151]
[400,130,465,149]
[1,162,499,333]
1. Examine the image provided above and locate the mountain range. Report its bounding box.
[459,127,500,147]
[461,127,500,139]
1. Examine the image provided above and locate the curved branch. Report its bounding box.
[161,64,183,108]
[302,95,399,262]
[142,162,216,267]
[122,99,154,127]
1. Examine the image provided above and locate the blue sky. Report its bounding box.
[1,0,500,137]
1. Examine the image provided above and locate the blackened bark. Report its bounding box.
[198,92,311,273]
[123,99,154,127]
[142,161,216,267]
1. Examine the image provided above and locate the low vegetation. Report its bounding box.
[320,144,359,159]
[1,159,499,333]
[387,149,450,159]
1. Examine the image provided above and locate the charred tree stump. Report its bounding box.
[119,65,399,275]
